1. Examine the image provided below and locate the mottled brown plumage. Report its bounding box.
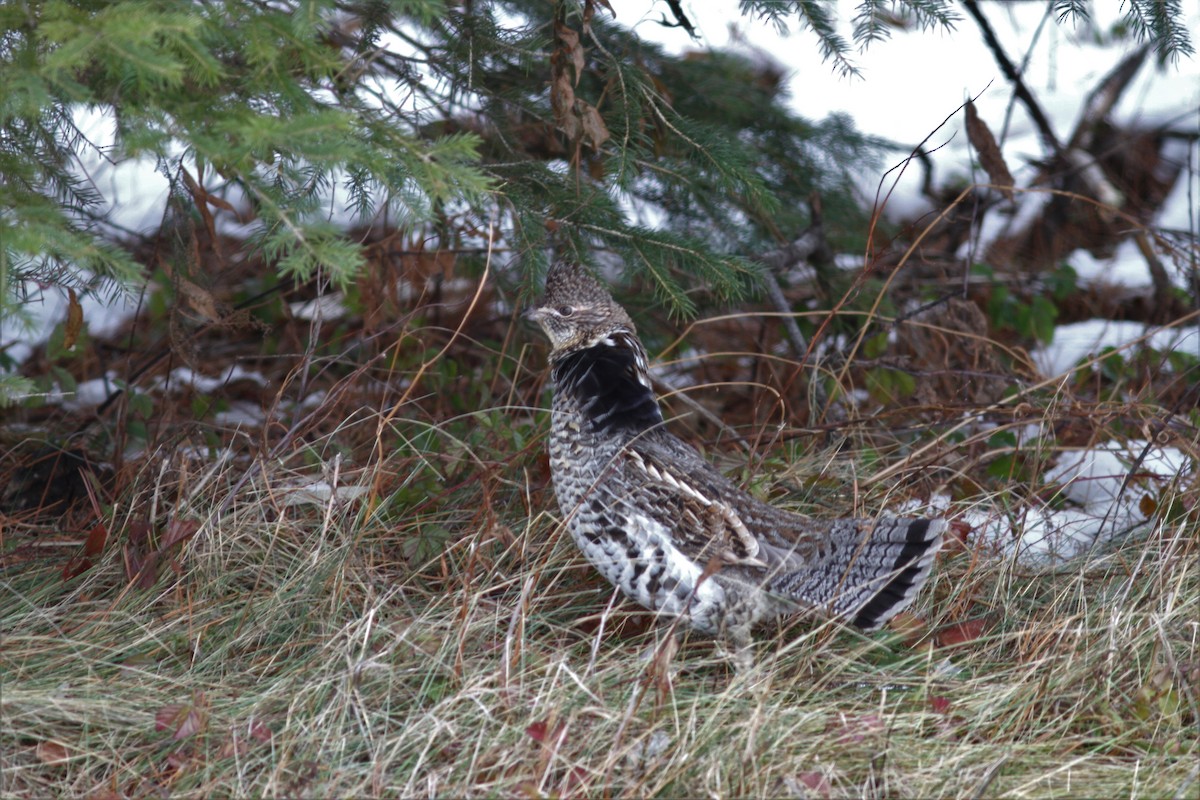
[526,260,943,667]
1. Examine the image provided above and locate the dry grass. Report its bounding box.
[3,248,1199,798]
[3,355,1197,799]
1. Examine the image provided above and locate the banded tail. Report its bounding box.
[771,517,945,630]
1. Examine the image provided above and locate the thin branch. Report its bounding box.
[662,0,698,39]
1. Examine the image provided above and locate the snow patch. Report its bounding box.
[1034,319,1200,376]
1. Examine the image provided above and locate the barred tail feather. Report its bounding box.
[770,518,945,631]
[847,518,944,630]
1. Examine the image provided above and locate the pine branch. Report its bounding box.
[1126,0,1195,62]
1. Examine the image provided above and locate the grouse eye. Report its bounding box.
[556,305,575,317]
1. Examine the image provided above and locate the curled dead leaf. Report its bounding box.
[64,287,84,350]
[525,717,565,746]
[35,740,70,765]
[155,693,208,741]
[1138,494,1157,518]
[936,618,988,647]
[945,519,972,552]
[554,22,584,86]
[796,770,831,799]
[83,523,108,557]
[162,518,200,549]
[574,99,611,149]
[965,100,1015,201]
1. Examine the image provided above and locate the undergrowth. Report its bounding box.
[2,301,1198,797]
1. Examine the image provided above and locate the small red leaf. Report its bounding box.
[929,695,952,714]
[161,518,200,549]
[945,519,972,552]
[61,557,93,581]
[937,618,988,647]
[248,719,273,743]
[136,550,161,590]
[35,740,70,765]
[128,519,152,546]
[525,720,549,743]
[83,523,108,557]
[797,771,831,799]
[525,717,565,746]
[155,694,207,741]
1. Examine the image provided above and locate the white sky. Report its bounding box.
[605,0,1200,144]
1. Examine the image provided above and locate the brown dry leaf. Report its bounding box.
[525,717,565,746]
[551,70,578,139]
[247,718,273,743]
[61,557,91,580]
[583,0,615,34]
[888,610,933,650]
[124,519,153,584]
[64,287,84,350]
[155,693,208,741]
[175,276,222,323]
[555,22,584,86]
[161,518,200,549]
[62,524,101,581]
[35,740,70,765]
[1138,494,1158,518]
[583,0,614,28]
[64,524,107,580]
[937,618,988,647]
[945,519,972,553]
[965,100,1014,201]
[180,167,218,243]
[83,523,108,557]
[796,771,832,799]
[575,100,611,149]
[128,519,151,547]
[136,550,162,590]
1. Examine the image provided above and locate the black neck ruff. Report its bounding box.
[552,341,662,434]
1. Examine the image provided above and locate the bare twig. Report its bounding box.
[662,0,698,39]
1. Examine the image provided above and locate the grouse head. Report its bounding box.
[525,261,637,356]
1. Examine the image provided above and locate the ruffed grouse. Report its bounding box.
[526,260,944,666]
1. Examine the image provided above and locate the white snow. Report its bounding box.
[289,292,348,322]
[1033,318,1200,375]
[64,374,120,410]
[277,480,370,507]
[214,400,267,428]
[900,438,1193,566]
[70,106,175,235]
[1,280,140,367]
[155,365,270,394]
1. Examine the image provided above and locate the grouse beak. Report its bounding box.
[522,305,547,323]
